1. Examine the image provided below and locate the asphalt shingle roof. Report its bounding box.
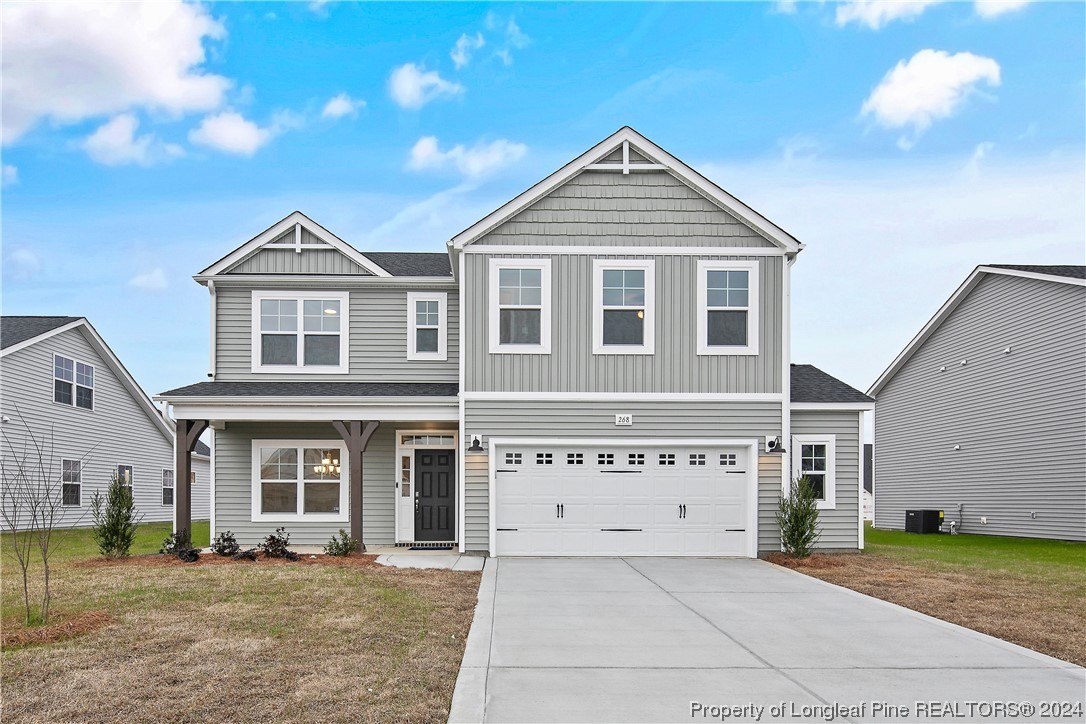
[160,381,459,397]
[194,440,211,456]
[986,265,1085,280]
[790,364,873,403]
[365,252,452,277]
[1,316,82,350]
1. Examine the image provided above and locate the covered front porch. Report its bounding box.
[157,382,461,552]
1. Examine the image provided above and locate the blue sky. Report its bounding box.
[2,0,1083,398]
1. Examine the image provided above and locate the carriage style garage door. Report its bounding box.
[493,443,754,557]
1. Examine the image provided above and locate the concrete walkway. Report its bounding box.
[449,558,1084,723]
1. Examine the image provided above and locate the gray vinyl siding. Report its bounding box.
[0,327,209,528]
[213,284,458,382]
[212,420,458,547]
[757,454,783,554]
[476,171,777,248]
[463,398,784,553]
[464,452,489,553]
[230,248,372,275]
[791,410,862,549]
[462,254,783,393]
[874,274,1086,541]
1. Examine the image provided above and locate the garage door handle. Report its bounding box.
[683,504,687,519]
[560,504,564,518]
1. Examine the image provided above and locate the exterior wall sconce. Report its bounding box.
[467,436,484,452]
[765,436,786,454]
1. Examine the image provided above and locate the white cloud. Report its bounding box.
[407,136,527,179]
[495,49,513,67]
[975,0,1032,18]
[2,165,17,186]
[835,0,944,29]
[505,18,531,49]
[482,13,531,64]
[321,93,365,120]
[7,248,40,278]
[861,50,1001,147]
[308,0,330,17]
[388,63,464,109]
[965,141,995,176]
[188,111,292,156]
[451,32,485,69]
[129,267,169,292]
[777,135,821,164]
[772,0,798,14]
[1,1,229,144]
[82,113,182,166]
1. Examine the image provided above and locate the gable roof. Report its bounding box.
[197,211,393,279]
[448,126,804,254]
[364,252,452,277]
[790,364,873,404]
[1,316,177,444]
[1,316,83,350]
[868,264,1086,397]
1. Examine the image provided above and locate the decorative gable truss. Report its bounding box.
[197,211,391,279]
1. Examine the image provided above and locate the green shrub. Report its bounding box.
[160,528,191,555]
[211,530,241,557]
[259,527,298,560]
[776,475,821,558]
[91,474,142,558]
[323,529,357,556]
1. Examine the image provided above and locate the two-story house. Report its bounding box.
[157,127,872,556]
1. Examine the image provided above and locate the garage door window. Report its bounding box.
[536,452,553,465]
[597,453,615,465]
[628,453,645,465]
[689,453,706,466]
[720,453,737,466]
[505,452,522,466]
[659,453,676,466]
[792,435,836,510]
[566,453,583,465]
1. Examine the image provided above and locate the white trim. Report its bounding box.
[857,411,865,550]
[199,211,392,277]
[250,439,349,523]
[195,275,455,287]
[792,434,837,511]
[52,352,95,411]
[449,127,802,254]
[406,291,448,361]
[790,402,875,411]
[208,280,217,378]
[209,429,216,541]
[458,251,467,554]
[868,265,1085,396]
[488,258,552,355]
[461,392,784,402]
[592,259,655,355]
[486,436,759,558]
[394,429,459,544]
[461,245,785,257]
[696,260,760,356]
[781,257,793,499]
[170,403,458,422]
[250,290,350,374]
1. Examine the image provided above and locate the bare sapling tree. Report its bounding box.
[1,408,90,624]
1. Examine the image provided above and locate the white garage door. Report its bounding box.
[494,444,753,557]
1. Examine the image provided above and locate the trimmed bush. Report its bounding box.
[91,474,142,558]
[323,529,357,556]
[211,531,241,557]
[776,475,821,558]
[259,527,298,560]
[160,528,191,555]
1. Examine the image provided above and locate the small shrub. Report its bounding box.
[259,527,298,560]
[211,531,241,557]
[175,548,200,563]
[323,529,357,556]
[160,529,191,555]
[231,548,259,561]
[91,474,142,558]
[776,475,821,558]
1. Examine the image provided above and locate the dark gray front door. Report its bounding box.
[414,450,455,541]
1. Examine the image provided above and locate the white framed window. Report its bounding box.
[117,464,133,489]
[61,459,81,506]
[251,440,349,522]
[488,258,551,354]
[54,354,94,410]
[406,291,448,361]
[696,260,759,356]
[792,434,836,510]
[251,291,349,373]
[592,259,655,354]
[161,469,175,506]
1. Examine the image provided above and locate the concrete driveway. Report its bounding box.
[449,558,1084,723]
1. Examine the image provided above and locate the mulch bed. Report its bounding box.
[2,610,111,648]
[72,552,383,569]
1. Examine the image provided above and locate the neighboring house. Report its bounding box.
[868,265,1086,541]
[157,127,873,557]
[863,443,873,521]
[0,316,210,529]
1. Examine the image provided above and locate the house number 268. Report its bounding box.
[615,414,633,426]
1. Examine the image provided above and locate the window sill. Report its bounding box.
[489,345,551,355]
[251,513,349,523]
[696,346,760,357]
[816,500,837,511]
[406,353,448,362]
[592,346,655,356]
[249,366,350,375]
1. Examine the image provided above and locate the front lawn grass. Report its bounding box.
[772,524,1085,667]
[1,527,481,723]
[1,520,211,566]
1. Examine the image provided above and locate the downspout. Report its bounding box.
[208,279,217,379]
[780,254,794,552]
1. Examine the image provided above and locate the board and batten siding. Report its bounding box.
[791,409,862,549]
[874,274,1086,541]
[474,171,778,248]
[462,253,783,393]
[462,398,783,554]
[0,327,209,528]
[213,421,458,547]
[213,284,458,383]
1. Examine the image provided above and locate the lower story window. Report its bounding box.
[117,464,133,489]
[253,441,347,520]
[62,459,81,506]
[162,469,174,506]
[793,435,836,509]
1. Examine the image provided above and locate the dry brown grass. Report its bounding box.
[2,610,112,647]
[1,555,481,723]
[769,552,1086,667]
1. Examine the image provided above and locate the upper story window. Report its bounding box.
[792,435,836,510]
[593,259,655,354]
[251,291,349,374]
[406,291,447,361]
[696,260,759,356]
[489,259,551,354]
[54,354,94,410]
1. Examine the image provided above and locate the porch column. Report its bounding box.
[332,420,380,551]
[175,418,209,535]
